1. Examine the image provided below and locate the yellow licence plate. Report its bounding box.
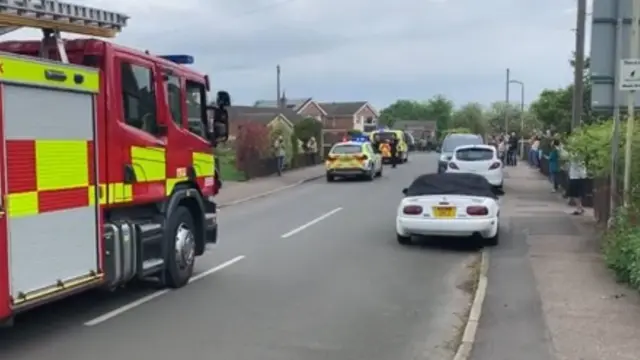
[432,206,456,218]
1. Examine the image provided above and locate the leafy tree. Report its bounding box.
[451,102,486,135]
[425,95,454,138]
[378,100,432,126]
[293,117,322,142]
[235,122,270,171]
[529,88,572,134]
[485,101,528,134]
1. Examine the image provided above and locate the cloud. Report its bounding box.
[1,0,579,109]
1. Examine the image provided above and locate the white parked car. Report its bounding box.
[445,144,503,189]
[396,173,501,246]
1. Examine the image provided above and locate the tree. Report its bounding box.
[451,102,486,135]
[424,95,454,138]
[485,101,527,134]
[235,122,270,170]
[529,88,572,134]
[293,117,322,142]
[378,100,432,126]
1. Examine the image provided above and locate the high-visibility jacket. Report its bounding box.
[379,143,391,157]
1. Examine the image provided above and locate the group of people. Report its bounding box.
[273,135,318,176]
[488,132,520,166]
[527,133,587,216]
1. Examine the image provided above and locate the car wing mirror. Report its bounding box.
[402,188,408,195]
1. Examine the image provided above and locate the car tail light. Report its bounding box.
[356,154,368,161]
[448,162,459,169]
[489,161,501,170]
[466,205,489,216]
[327,155,338,161]
[403,205,423,215]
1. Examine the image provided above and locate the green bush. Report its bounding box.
[604,209,640,288]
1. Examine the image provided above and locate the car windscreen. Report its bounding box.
[442,136,483,152]
[455,147,494,161]
[331,144,362,154]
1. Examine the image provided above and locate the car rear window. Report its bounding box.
[331,144,362,154]
[442,135,483,152]
[373,132,396,142]
[455,148,494,161]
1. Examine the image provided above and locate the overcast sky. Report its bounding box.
[7,0,589,109]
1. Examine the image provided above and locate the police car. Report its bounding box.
[325,138,383,181]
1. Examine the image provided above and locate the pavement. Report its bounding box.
[471,164,640,360]
[0,153,480,360]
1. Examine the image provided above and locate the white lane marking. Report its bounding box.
[280,207,343,238]
[84,255,245,326]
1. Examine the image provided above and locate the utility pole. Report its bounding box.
[276,64,281,108]
[623,0,640,206]
[505,68,510,133]
[572,0,587,130]
[610,0,623,219]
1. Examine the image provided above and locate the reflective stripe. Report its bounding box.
[7,191,38,218]
[0,54,99,92]
[107,183,132,204]
[165,177,188,196]
[36,140,89,191]
[131,146,165,182]
[192,152,215,177]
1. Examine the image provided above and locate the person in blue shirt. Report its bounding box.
[548,139,560,192]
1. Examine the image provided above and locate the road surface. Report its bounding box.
[0,153,477,360]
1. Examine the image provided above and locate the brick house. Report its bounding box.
[254,96,327,122]
[316,101,379,131]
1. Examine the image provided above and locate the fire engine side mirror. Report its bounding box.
[207,105,228,144]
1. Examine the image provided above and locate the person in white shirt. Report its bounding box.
[567,158,587,215]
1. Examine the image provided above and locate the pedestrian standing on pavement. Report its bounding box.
[390,135,399,168]
[508,132,518,166]
[548,139,560,192]
[497,136,506,167]
[306,137,317,165]
[274,135,286,176]
[567,156,587,215]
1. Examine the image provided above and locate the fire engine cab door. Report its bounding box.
[2,56,101,304]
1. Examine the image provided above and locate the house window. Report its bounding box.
[121,62,158,135]
[315,115,322,121]
[366,116,374,124]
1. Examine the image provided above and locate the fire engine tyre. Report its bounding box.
[164,206,196,288]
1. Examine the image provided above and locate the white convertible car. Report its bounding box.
[396,172,501,246]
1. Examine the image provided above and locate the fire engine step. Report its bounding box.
[136,222,165,278]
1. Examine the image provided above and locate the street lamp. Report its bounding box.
[508,79,525,155]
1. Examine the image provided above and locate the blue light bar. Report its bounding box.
[159,55,195,65]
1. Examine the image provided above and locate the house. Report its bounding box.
[227,106,302,139]
[393,120,437,139]
[254,94,327,121]
[316,101,379,131]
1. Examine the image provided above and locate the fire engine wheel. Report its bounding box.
[164,206,196,288]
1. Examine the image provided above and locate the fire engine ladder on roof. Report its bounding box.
[0,0,128,63]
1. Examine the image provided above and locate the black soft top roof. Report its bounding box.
[405,173,496,199]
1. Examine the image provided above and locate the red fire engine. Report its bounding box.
[0,0,230,326]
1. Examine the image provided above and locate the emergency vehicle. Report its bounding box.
[370,128,409,163]
[325,140,383,181]
[0,0,230,326]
